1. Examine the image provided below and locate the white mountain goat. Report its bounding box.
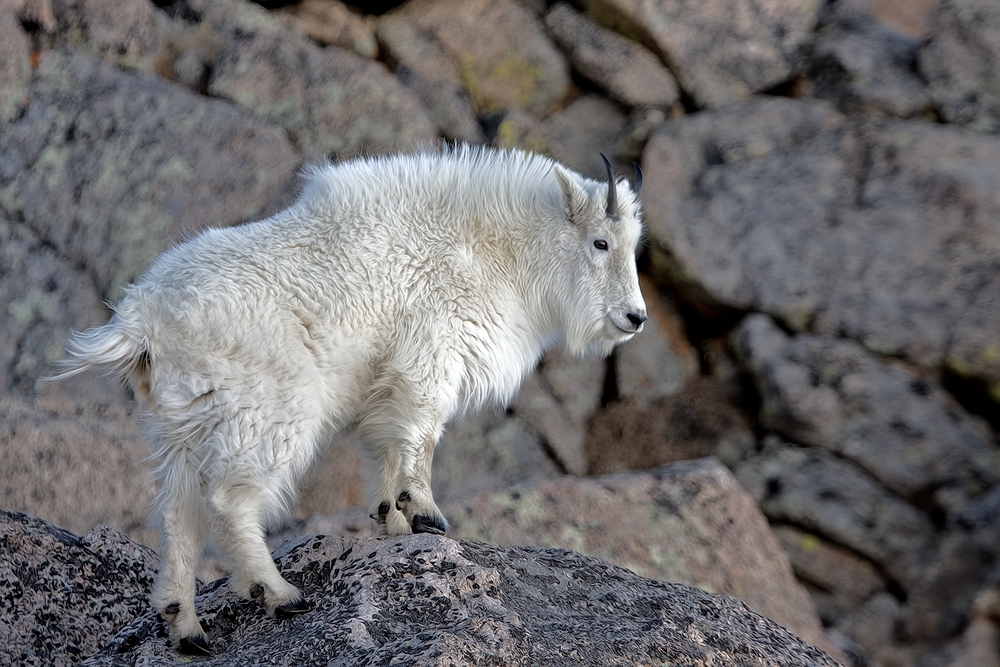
[55,145,646,654]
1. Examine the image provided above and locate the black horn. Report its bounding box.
[601,153,618,220]
[632,161,643,198]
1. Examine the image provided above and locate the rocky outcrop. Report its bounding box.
[920,0,1000,134]
[587,0,818,108]
[1,506,840,666]
[1,510,158,667]
[642,97,1000,391]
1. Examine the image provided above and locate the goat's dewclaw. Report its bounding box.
[53,144,645,653]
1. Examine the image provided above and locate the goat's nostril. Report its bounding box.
[627,312,647,328]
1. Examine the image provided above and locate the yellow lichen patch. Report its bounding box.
[799,533,820,552]
[494,120,547,155]
[460,54,541,114]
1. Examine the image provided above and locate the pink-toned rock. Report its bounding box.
[272,0,378,58]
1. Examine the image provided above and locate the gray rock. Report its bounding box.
[920,0,1000,134]
[296,458,839,658]
[48,0,165,74]
[185,0,288,39]
[642,96,1000,391]
[85,531,840,666]
[377,0,571,116]
[208,31,436,161]
[834,592,902,660]
[807,1,932,118]
[0,215,110,394]
[732,314,998,500]
[773,525,886,624]
[494,95,629,181]
[734,438,935,591]
[0,47,301,296]
[543,3,679,109]
[0,10,30,127]
[586,0,818,109]
[0,510,157,667]
[905,483,1000,642]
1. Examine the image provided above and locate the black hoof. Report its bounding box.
[179,635,211,656]
[397,490,411,502]
[275,598,311,620]
[412,515,447,535]
[378,500,390,517]
[249,583,264,600]
[164,602,180,615]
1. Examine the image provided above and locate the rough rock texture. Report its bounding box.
[87,533,839,666]
[0,47,301,295]
[0,510,158,667]
[732,314,998,500]
[295,458,836,657]
[377,0,571,116]
[47,0,165,74]
[587,0,818,108]
[806,0,931,118]
[208,31,436,161]
[643,97,1000,391]
[773,525,886,625]
[0,395,155,547]
[544,3,679,109]
[920,0,1000,134]
[734,438,934,592]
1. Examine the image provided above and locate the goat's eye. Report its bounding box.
[593,239,608,251]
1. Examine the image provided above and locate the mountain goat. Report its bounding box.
[56,145,646,654]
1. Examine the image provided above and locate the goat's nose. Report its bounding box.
[626,312,647,328]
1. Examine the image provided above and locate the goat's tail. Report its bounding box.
[47,317,151,395]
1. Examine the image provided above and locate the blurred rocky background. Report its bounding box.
[0,0,998,664]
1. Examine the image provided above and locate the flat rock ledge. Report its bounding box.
[2,518,841,666]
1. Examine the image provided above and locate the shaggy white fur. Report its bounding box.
[55,144,646,652]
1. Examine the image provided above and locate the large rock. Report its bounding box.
[732,314,998,501]
[920,0,1000,134]
[208,31,436,161]
[0,510,158,667]
[295,458,837,656]
[86,533,840,665]
[377,0,571,116]
[806,0,931,118]
[0,395,155,548]
[0,47,301,296]
[642,97,1000,392]
[734,438,935,591]
[543,3,679,110]
[47,0,165,74]
[587,0,819,109]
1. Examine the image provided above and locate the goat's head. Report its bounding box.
[554,155,646,357]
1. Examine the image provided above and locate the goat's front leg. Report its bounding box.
[395,430,448,535]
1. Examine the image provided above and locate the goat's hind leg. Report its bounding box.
[366,439,412,536]
[150,469,211,655]
[208,477,308,618]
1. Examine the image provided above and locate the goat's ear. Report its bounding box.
[555,166,588,224]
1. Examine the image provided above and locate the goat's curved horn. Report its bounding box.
[632,161,643,198]
[601,153,618,220]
